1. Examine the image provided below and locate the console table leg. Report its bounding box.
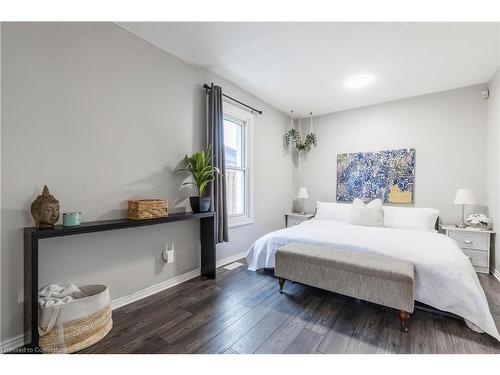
[24,232,39,350]
[200,215,216,279]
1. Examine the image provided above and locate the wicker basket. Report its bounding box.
[38,284,112,353]
[128,199,168,220]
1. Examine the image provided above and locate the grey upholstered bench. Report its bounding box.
[275,242,415,332]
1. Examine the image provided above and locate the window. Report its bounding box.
[223,103,252,227]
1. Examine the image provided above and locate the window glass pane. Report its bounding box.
[224,118,243,168]
[226,169,245,216]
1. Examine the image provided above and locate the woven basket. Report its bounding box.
[128,199,168,220]
[38,285,112,353]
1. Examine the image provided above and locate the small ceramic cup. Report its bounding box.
[63,212,81,227]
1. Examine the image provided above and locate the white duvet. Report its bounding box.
[246,219,500,341]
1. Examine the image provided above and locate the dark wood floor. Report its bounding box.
[80,260,500,354]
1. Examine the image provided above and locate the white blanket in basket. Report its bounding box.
[38,284,87,308]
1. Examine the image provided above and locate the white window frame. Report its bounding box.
[223,101,253,228]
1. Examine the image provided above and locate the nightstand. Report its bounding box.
[441,225,494,274]
[285,212,315,228]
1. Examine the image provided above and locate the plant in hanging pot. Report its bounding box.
[284,128,317,152]
[284,112,317,154]
[180,148,221,213]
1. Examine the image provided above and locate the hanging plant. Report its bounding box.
[284,129,317,152]
[284,111,317,153]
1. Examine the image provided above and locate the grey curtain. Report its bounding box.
[207,84,229,243]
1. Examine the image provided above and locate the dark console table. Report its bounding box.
[23,211,216,349]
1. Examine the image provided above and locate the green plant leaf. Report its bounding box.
[183,147,222,197]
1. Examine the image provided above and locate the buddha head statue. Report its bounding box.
[31,185,60,228]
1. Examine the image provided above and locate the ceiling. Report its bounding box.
[118,22,500,116]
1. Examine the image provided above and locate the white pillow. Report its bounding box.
[350,198,384,227]
[383,206,439,231]
[315,201,351,222]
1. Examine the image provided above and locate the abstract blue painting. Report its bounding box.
[336,148,415,204]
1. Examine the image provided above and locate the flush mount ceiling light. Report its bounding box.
[344,74,376,88]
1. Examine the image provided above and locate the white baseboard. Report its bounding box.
[110,267,201,310]
[1,251,248,352]
[216,251,247,268]
[490,266,500,282]
[0,333,26,353]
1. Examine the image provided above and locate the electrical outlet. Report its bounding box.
[167,248,175,263]
[162,241,175,263]
[162,242,169,261]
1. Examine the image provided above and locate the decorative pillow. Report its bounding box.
[349,198,384,227]
[315,201,351,222]
[383,206,439,231]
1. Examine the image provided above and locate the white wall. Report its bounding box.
[0,22,3,344]
[486,64,500,275]
[482,24,499,276]
[296,85,488,224]
[1,23,293,343]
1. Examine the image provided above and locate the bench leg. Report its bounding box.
[398,310,411,332]
[278,277,286,293]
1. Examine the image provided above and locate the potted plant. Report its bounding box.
[181,148,221,213]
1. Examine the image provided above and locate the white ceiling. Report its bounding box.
[118,22,500,116]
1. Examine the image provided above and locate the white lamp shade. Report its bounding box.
[454,189,475,205]
[297,187,309,199]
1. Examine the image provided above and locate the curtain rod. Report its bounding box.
[203,84,263,115]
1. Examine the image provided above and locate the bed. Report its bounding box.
[245,202,500,341]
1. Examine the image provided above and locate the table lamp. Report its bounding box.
[454,189,475,228]
[297,187,309,215]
